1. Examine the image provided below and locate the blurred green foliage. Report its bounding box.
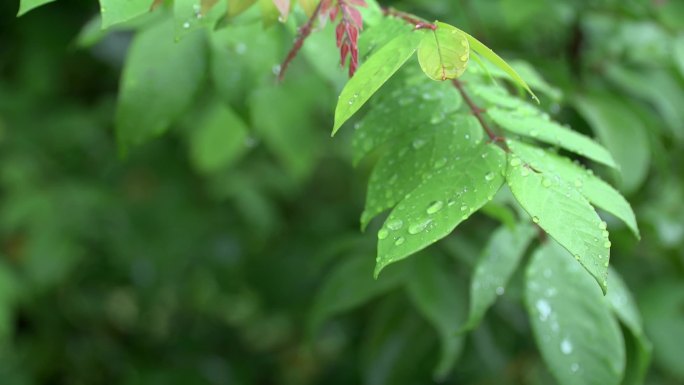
[0,0,683,384]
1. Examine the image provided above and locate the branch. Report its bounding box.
[453,79,508,150]
[277,0,326,82]
[381,7,436,30]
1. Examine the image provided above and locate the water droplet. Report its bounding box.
[542,178,552,188]
[430,112,445,124]
[394,237,406,246]
[530,129,539,137]
[433,157,448,169]
[426,201,444,215]
[461,39,467,47]
[532,216,540,224]
[510,158,522,167]
[235,43,247,55]
[386,218,404,231]
[460,205,468,212]
[378,229,389,240]
[602,230,609,238]
[536,299,551,321]
[183,21,191,29]
[460,54,468,62]
[412,139,427,149]
[561,338,573,354]
[570,363,580,373]
[272,64,282,75]
[485,172,495,181]
[521,168,530,177]
[408,218,433,234]
[599,221,608,230]
[603,241,612,248]
[496,286,505,296]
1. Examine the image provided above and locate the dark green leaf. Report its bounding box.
[461,224,535,332]
[116,20,207,149]
[17,0,56,16]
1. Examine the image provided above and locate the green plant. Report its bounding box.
[3,0,684,384]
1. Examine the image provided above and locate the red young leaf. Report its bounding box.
[272,0,291,19]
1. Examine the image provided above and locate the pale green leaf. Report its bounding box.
[17,0,56,16]
[332,31,425,135]
[459,29,538,103]
[406,255,466,380]
[309,255,407,336]
[508,140,639,238]
[461,224,535,332]
[525,241,625,385]
[417,22,469,81]
[573,94,650,193]
[488,107,618,169]
[506,154,610,292]
[358,17,412,59]
[99,0,153,29]
[189,101,248,174]
[116,20,207,149]
[375,139,506,277]
[228,0,257,17]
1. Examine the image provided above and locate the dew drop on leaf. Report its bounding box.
[485,172,495,181]
[599,221,608,230]
[408,218,433,234]
[560,338,573,354]
[603,241,611,248]
[426,201,444,215]
[532,216,540,224]
[378,229,389,240]
[386,218,404,231]
[394,237,406,246]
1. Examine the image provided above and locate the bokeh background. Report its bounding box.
[1,0,683,384]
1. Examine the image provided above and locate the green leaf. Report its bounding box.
[332,31,425,135]
[227,0,257,18]
[488,107,618,169]
[461,224,536,332]
[17,0,56,16]
[573,94,650,193]
[358,17,413,59]
[675,35,684,78]
[639,280,684,381]
[406,255,466,380]
[506,154,610,292]
[525,241,625,385]
[417,22,469,81]
[360,114,472,229]
[375,134,506,277]
[459,29,538,103]
[352,68,462,164]
[174,0,226,39]
[116,20,207,149]
[606,268,651,385]
[189,100,248,174]
[309,254,407,336]
[99,0,153,29]
[508,140,639,238]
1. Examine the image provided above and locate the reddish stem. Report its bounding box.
[382,7,436,30]
[277,0,326,82]
[453,79,508,150]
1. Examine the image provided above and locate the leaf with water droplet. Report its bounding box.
[461,224,536,332]
[98,0,153,29]
[375,142,506,277]
[508,140,639,239]
[525,241,625,385]
[406,255,467,380]
[332,31,425,135]
[506,156,610,293]
[417,22,470,81]
[174,0,227,40]
[489,108,618,168]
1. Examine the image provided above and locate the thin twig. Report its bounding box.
[453,79,508,150]
[381,7,436,30]
[277,0,326,82]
